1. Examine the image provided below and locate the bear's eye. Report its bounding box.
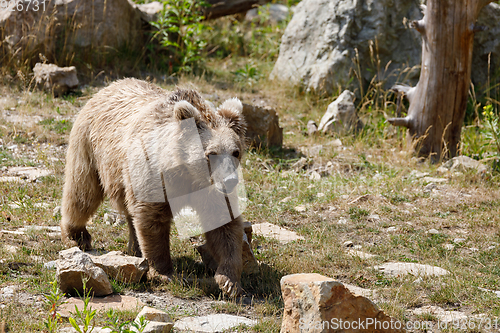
[232,150,240,158]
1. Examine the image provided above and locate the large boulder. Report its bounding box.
[0,0,145,64]
[271,0,500,95]
[281,273,403,333]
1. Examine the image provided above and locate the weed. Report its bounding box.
[104,310,148,333]
[68,278,97,333]
[43,279,64,333]
[151,0,209,73]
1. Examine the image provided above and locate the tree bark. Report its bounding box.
[388,0,494,162]
[202,0,273,20]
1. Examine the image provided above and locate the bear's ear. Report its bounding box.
[174,100,200,121]
[217,98,246,136]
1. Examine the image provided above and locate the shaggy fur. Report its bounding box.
[60,78,247,296]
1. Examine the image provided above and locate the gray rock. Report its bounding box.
[373,262,449,277]
[441,156,489,174]
[318,90,363,134]
[89,251,148,284]
[270,0,422,94]
[271,0,500,95]
[44,261,57,269]
[56,247,113,297]
[246,4,289,23]
[135,1,163,22]
[242,103,283,148]
[33,63,79,96]
[0,0,144,65]
[174,314,256,333]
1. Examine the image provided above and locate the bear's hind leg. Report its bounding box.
[126,214,142,257]
[205,216,243,297]
[61,164,104,251]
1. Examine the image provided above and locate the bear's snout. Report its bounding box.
[223,174,239,193]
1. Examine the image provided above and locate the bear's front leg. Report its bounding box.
[205,216,244,297]
[131,203,174,282]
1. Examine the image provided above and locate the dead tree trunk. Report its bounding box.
[388,0,493,163]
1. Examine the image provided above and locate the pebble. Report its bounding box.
[386,226,397,232]
[428,228,440,235]
[443,244,455,251]
[454,238,466,244]
[294,205,306,212]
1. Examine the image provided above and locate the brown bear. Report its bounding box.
[60,78,246,296]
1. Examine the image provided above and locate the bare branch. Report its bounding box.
[387,117,411,128]
[410,19,426,35]
[202,0,272,20]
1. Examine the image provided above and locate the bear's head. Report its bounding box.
[173,97,246,195]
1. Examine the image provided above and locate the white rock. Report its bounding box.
[478,287,500,298]
[373,262,449,277]
[409,305,474,323]
[252,222,305,244]
[294,205,307,212]
[347,250,376,259]
[337,218,348,224]
[174,314,256,333]
[421,177,448,184]
[454,238,466,244]
[318,90,362,134]
[309,171,321,181]
[427,228,440,235]
[367,214,380,221]
[386,226,398,232]
[316,192,325,198]
[443,244,455,251]
[343,241,354,248]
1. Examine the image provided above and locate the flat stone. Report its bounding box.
[294,205,307,212]
[280,273,402,333]
[373,262,449,277]
[89,251,148,284]
[409,305,473,323]
[409,170,430,178]
[386,227,397,232]
[367,214,380,222]
[7,166,52,181]
[347,250,376,259]
[58,294,144,318]
[427,228,440,235]
[442,156,489,174]
[421,177,448,184]
[252,222,305,244]
[478,287,500,298]
[173,314,257,333]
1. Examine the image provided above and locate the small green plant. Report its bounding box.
[43,279,65,333]
[104,309,148,333]
[482,104,500,167]
[151,0,209,73]
[233,63,261,87]
[69,278,97,333]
